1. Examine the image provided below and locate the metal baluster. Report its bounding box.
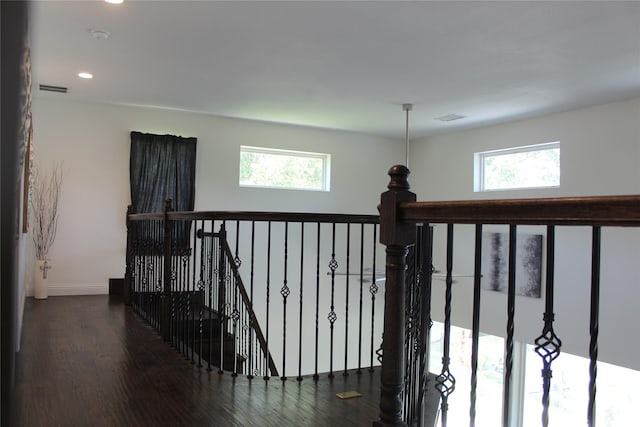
[418,225,434,427]
[248,221,256,379]
[469,224,483,427]
[206,221,215,371]
[218,222,227,375]
[502,225,517,427]
[343,223,351,377]
[281,222,290,381]
[297,223,305,381]
[197,221,205,368]
[436,223,456,427]
[314,222,321,381]
[328,223,338,378]
[264,221,272,381]
[357,224,365,374]
[189,221,197,364]
[588,226,601,427]
[369,224,378,372]
[231,255,239,377]
[534,225,562,427]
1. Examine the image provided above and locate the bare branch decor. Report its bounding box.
[30,162,63,261]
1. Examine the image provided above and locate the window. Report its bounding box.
[475,142,560,192]
[239,146,331,191]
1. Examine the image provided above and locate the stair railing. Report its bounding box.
[126,202,384,380]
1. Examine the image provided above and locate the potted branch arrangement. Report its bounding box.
[30,162,62,299]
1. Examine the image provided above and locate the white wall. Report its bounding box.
[410,97,640,370]
[31,98,402,296]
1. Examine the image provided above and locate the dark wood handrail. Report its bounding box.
[219,237,279,377]
[129,210,379,224]
[399,195,640,226]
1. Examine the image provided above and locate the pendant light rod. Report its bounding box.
[403,103,413,168]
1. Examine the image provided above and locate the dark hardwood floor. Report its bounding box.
[15,296,381,426]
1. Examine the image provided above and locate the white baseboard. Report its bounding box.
[28,283,109,297]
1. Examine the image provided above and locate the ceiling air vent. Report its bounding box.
[39,84,68,94]
[435,114,465,122]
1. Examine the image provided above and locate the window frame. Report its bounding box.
[474,142,560,192]
[239,145,331,192]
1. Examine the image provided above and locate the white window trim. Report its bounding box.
[239,145,331,192]
[474,142,560,192]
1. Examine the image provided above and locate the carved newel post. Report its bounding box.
[374,165,416,427]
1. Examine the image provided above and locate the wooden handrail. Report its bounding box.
[129,210,379,224]
[399,195,640,226]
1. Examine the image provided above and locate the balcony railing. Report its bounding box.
[126,203,383,380]
[125,165,640,427]
[375,165,640,427]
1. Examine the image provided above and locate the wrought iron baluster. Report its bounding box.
[206,220,215,371]
[264,221,272,381]
[281,222,290,381]
[534,225,562,427]
[328,223,338,378]
[314,222,321,380]
[357,224,365,374]
[418,225,434,427]
[248,221,256,379]
[297,223,305,381]
[469,224,483,427]
[343,223,351,377]
[196,221,205,368]
[502,225,517,427]
[436,223,456,427]
[218,222,227,375]
[369,224,378,372]
[588,226,601,427]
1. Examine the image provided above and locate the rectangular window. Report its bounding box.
[475,142,560,192]
[239,146,331,191]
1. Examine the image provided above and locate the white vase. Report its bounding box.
[34,259,50,299]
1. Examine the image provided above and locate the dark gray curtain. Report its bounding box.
[129,131,197,214]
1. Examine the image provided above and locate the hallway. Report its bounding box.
[15,296,380,426]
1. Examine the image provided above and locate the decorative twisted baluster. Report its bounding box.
[280,222,290,381]
[328,223,338,379]
[469,224,483,426]
[437,224,457,426]
[534,226,562,427]
[588,226,601,426]
[369,224,378,372]
[503,225,517,427]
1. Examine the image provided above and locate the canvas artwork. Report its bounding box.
[481,232,543,298]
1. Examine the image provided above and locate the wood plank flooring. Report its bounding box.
[15,296,381,427]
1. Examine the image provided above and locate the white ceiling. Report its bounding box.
[31,1,640,139]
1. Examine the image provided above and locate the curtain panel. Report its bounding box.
[129,131,197,214]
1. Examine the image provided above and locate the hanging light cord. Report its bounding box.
[403,103,413,168]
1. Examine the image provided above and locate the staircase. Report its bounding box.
[171,290,245,372]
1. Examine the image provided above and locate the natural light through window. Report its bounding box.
[475,142,560,192]
[239,146,330,191]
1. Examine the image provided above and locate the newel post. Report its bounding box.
[374,165,416,427]
[161,199,174,342]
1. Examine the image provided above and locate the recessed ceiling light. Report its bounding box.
[104,0,124,4]
[78,72,93,79]
[89,29,111,40]
[435,114,466,122]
